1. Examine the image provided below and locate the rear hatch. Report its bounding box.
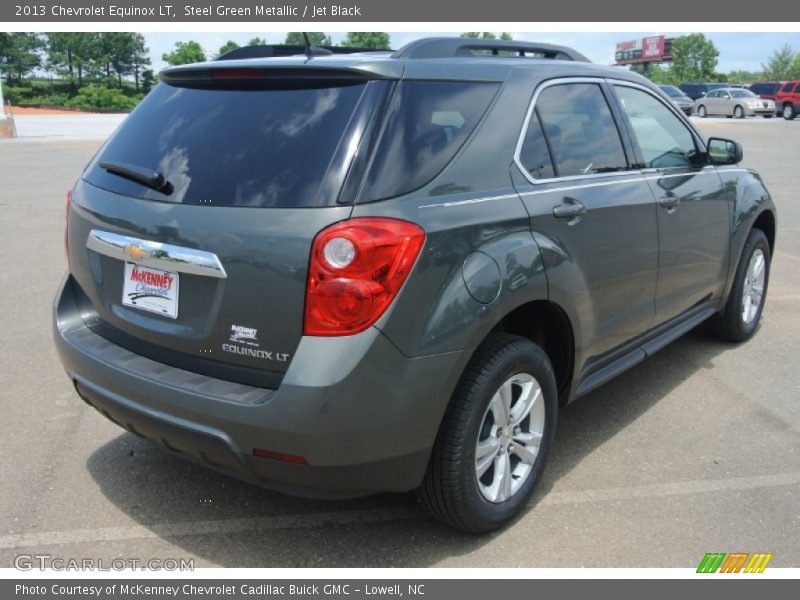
[67,66,390,388]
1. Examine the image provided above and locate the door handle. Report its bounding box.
[658,195,681,211]
[553,197,586,219]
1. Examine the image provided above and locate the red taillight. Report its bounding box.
[304,218,425,336]
[65,189,72,257]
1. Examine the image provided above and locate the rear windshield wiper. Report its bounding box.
[99,161,174,195]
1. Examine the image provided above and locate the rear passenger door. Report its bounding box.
[611,83,729,326]
[513,79,659,362]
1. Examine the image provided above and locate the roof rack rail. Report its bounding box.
[216,44,392,61]
[392,37,589,62]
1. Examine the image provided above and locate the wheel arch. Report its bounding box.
[752,209,776,255]
[488,299,576,405]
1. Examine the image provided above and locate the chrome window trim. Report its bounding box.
[418,168,756,210]
[87,230,228,279]
[513,76,708,187]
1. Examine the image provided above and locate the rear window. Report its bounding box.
[660,86,682,97]
[357,81,499,202]
[750,83,778,95]
[84,80,368,208]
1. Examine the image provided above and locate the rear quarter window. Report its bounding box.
[357,81,499,202]
[83,80,368,208]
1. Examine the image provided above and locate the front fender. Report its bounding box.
[717,167,777,302]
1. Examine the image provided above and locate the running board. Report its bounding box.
[574,307,716,399]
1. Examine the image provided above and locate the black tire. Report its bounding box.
[418,332,558,533]
[734,105,745,119]
[707,228,771,342]
[783,104,796,120]
[698,105,707,118]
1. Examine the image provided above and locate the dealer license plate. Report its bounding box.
[122,262,179,319]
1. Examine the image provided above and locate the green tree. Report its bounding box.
[45,32,99,90]
[98,33,143,86]
[761,44,796,80]
[247,37,267,46]
[130,33,150,91]
[284,32,332,46]
[670,33,719,83]
[341,32,391,50]
[141,69,156,93]
[726,69,761,84]
[217,40,240,57]
[630,63,678,85]
[794,53,800,78]
[0,32,42,81]
[162,41,206,66]
[460,32,513,40]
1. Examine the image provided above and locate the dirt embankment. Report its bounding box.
[3,105,103,116]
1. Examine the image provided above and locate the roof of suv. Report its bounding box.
[160,37,650,87]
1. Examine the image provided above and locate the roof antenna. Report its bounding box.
[301,32,332,59]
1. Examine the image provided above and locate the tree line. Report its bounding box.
[162,32,395,65]
[631,33,800,85]
[0,32,152,91]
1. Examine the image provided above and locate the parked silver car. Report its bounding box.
[695,88,775,118]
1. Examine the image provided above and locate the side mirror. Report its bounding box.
[707,137,743,165]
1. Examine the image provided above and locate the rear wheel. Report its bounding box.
[734,105,745,119]
[418,332,557,533]
[698,105,707,118]
[783,104,796,120]
[707,228,771,342]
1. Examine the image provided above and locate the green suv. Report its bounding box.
[54,38,776,532]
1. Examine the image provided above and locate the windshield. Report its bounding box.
[84,80,369,208]
[660,86,683,98]
[730,89,756,98]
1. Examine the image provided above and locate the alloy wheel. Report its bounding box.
[742,248,766,325]
[474,373,545,503]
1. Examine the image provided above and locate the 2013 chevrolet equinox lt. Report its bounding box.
[54,38,776,533]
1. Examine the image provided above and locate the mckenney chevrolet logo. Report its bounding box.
[697,552,773,573]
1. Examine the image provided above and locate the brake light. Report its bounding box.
[211,68,263,80]
[304,218,425,336]
[65,189,72,256]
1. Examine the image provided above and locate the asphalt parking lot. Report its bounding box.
[0,117,798,568]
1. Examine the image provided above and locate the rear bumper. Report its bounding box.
[54,274,464,498]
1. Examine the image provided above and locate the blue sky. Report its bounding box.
[145,31,800,73]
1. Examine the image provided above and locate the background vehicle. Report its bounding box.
[776,80,800,119]
[749,81,784,116]
[748,81,782,101]
[54,38,776,533]
[679,82,726,100]
[695,88,775,118]
[658,84,694,115]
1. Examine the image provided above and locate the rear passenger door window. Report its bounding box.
[532,83,628,178]
[613,85,700,169]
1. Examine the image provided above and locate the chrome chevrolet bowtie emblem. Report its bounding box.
[123,243,151,261]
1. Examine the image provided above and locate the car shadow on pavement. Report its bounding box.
[86,327,733,567]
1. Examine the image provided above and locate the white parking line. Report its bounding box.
[1,472,798,550]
